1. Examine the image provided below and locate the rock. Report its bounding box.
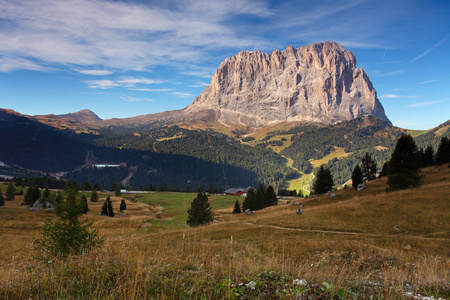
[292,201,301,205]
[184,41,390,126]
[6,217,14,220]
[296,209,306,215]
[244,209,255,215]
[29,199,54,211]
[392,225,399,231]
[330,193,336,198]
[357,184,366,191]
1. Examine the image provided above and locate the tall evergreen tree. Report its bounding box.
[101,199,108,216]
[81,181,92,191]
[110,182,120,192]
[361,152,377,181]
[107,197,114,217]
[90,190,99,202]
[120,199,127,212]
[232,200,241,214]
[422,145,435,167]
[264,185,278,207]
[184,185,191,193]
[34,189,104,261]
[186,193,214,227]
[31,185,41,203]
[5,182,16,201]
[92,182,101,191]
[436,136,450,165]
[242,187,256,211]
[351,165,364,189]
[0,190,4,206]
[81,195,88,214]
[114,186,121,197]
[312,166,334,195]
[24,187,34,206]
[254,183,265,210]
[388,134,423,191]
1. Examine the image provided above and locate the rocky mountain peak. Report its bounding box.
[61,109,102,124]
[184,41,390,126]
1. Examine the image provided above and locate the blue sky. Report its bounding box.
[0,0,449,130]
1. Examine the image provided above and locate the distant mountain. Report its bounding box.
[184,41,390,126]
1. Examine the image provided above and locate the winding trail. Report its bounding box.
[245,222,450,242]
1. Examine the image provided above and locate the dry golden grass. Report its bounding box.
[1,165,449,298]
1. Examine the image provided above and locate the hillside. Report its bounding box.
[1,164,449,298]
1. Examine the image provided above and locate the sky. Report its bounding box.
[0,0,449,130]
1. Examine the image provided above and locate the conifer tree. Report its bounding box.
[351,165,364,189]
[34,189,104,261]
[120,199,127,212]
[5,182,16,201]
[388,134,423,191]
[107,197,114,217]
[422,145,434,167]
[184,185,191,193]
[90,190,99,202]
[24,186,34,206]
[186,193,214,227]
[312,166,334,195]
[114,186,121,197]
[101,200,108,216]
[0,190,4,206]
[264,185,278,207]
[242,187,255,211]
[92,182,101,191]
[361,152,377,181]
[81,195,88,214]
[254,183,265,210]
[81,181,92,191]
[436,136,450,165]
[232,200,241,214]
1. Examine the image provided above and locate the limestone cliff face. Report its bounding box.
[184,41,390,126]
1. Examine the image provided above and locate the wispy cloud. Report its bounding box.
[121,96,153,102]
[382,69,406,76]
[379,94,419,99]
[130,88,173,92]
[409,37,447,64]
[85,77,164,89]
[0,0,271,73]
[172,92,193,98]
[418,80,437,85]
[407,100,446,107]
[75,69,114,76]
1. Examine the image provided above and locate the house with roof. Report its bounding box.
[223,187,250,196]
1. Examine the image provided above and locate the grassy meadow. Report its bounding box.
[0,165,449,299]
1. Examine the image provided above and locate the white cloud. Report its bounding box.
[0,0,271,72]
[409,37,447,64]
[131,88,173,92]
[121,96,153,102]
[85,77,164,89]
[379,94,419,99]
[407,100,446,107]
[382,69,406,76]
[172,92,193,98]
[75,69,114,76]
[418,80,437,85]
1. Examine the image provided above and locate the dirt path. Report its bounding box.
[245,222,450,241]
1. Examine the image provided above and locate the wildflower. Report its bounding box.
[293,279,307,286]
[245,281,256,290]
